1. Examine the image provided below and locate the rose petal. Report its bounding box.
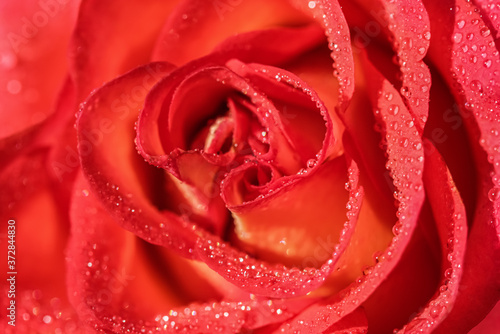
[472,0,500,51]
[68,174,315,332]
[282,42,345,154]
[223,157,349,268]
[0,0,79,139]
[77,62,202,258]
[323,307,368,334]
[394,139,467,332]
[0,76,75,175]
[138,24,335,174]
[67,174,188,329]
[69,0,181,100]
[0,150,83,332]
[277,50,425,333]
[313,0,355,112]
[354,0,432,130]
[196,158,364,298]
[152,0,312,65]
[359,206,441,333]
[226,61,337,162]
[469,300,500,334]
[212,24,327,66]
[424,0,500,331]
[360,139,467,332]
[423,69,478,225]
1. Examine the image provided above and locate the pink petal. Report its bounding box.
[424,0,500,331]
[395,139,468,332]
[313,0,355,112]
[355,0,432,130]
[0,0,79,139]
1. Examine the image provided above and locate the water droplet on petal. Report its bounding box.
[456,20,466,29]
[488,187,500,202]
[453,33,463,43]
[480,27,491,37]
[392,222,403,235]
[470,80,483,92]
[388,105,399,115]
[306,159,317,169]
[444,268,453,279]
[429,302,445,318]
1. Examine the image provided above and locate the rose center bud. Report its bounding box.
[210,60,356,270]
[138,58,389,282]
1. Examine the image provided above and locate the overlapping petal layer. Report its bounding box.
[423,0,500,331]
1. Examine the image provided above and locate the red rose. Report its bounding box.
[1,0,499,333]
